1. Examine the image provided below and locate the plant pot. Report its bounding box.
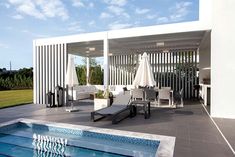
[94,98,110,110]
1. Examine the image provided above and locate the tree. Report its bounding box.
[76,65,86,85]
[0,67,33,90]
[82,57,98,67]
[90,65,103,85]
[75,57,103,85]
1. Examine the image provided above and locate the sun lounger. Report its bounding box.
[91,94,132,124]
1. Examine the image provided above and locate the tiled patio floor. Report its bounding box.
[213,118,235,155]
[0,100,234,157]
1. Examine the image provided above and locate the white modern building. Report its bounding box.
[33,0,235,119]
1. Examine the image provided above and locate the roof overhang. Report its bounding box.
[67,30,208,57]
[34,21,211,57]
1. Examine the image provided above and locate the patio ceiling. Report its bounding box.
[68,30,207,57]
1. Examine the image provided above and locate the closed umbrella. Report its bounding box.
[65,54,79,112]
[133,52,156,88]
[65,55,79,87]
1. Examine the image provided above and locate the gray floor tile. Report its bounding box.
[0,100,234,157]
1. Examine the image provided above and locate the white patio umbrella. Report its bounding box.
[65,55,79,87]
[132,52,156,88]
[65,54,79,112]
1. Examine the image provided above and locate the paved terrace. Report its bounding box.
[0,100,234,157]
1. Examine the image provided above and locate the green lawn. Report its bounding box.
[0,89,33,109]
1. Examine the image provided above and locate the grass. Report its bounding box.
[0,89,33,109]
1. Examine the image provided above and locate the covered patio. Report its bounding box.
[67,30,206,100]
[33,21,211,105]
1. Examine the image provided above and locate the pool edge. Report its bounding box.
[0,118,175,157]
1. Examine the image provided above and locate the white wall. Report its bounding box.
[211,0,235,119]
[33,43,67,104]
[199,32,211,83]
[199,0,212,28]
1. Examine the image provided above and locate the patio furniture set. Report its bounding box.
[91,86,183,124]
[63,52,183,120]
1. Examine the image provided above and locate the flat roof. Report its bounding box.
[34,20,211,57]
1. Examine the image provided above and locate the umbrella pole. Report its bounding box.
[71,86,73,109]
[66,85,79,112]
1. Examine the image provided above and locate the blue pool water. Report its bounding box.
[0,122,160,157]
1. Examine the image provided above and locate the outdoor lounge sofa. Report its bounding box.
[91,94,132,124]
[71,85,98,100]
[69,85,134,100]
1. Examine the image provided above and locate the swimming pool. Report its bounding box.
[0,119,175,157]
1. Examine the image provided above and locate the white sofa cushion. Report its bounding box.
[69,85,98,100]
[69,85,134,100]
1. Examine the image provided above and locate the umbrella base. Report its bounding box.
[65,107,79,112]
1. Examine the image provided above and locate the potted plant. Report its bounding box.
[94,89,113,110]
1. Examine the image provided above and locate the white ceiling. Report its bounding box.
[67,31,207,57]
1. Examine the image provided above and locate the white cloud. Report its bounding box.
[72,0,94,8]
[133,21,140,27]
[108,5,129,18]
[88,20,95,26]
[150,1,192,24]
[146,14,157,20]
[5,26,13,30]
[14,0,45,19]
[68,22,84,32]
[0,42,9,49]
[108,21,132,30]
[0,3,10,8]
[12,14,24,19]
[37,0,69,20]
[108,5,122,15]
[100,12,113,19]
[135,8,150,15]
[103,0,127,6]
[88,2,94,8]
[21,29,48,38]
[72,0,85,7]
[5,3,10,8]
[157,17,169,23]
[101,1,130,19]
[169,1,192,21]
[8,0,69,20]
[122,12,130,18]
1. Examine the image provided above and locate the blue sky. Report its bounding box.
[0,0,199,70]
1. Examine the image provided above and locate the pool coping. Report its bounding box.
[0,118,175,157]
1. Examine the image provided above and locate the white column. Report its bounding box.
[54,44,58,105]
[61,44,64,88]
[36,46,40,104]
[58,44,61,86]
[48,45,52,92]
[42,46,45,104]
[45,45,48,103]
[39,46,43,104]
[64,44,67,104]
[86,57,90,85]
[52,45,55,95]
[33,41,36,104]
[103,34,109,88]
[64,44,67,88]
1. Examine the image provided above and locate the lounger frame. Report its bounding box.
[91,98,132,124]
